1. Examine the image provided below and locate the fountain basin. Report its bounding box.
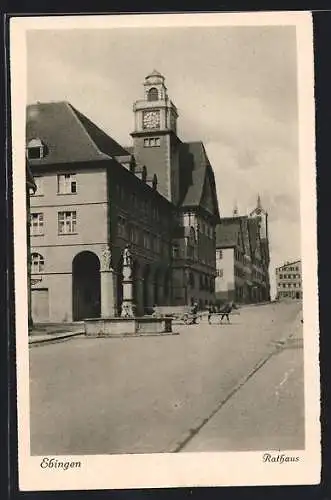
[84,316,175,338]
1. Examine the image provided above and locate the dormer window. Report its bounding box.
[148,87,159,101]
[27,138,47,160]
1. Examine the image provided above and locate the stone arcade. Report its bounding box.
[84,245,173,337]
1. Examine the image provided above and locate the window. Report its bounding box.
[142,200,149,216]
[144,137,160,148]
[58,211,77,234]
[27,138,47,160]
[143,232,151,250]
[280,274,283,279]
[117,216,126,238]
[128,224,134,242]
[153,236,160,253]
[172,244,180,259]
[32,176,43,195]
[148,87,159,101]
[188,272,195,288]
[131,193,137,208]
[31,253,44,273]
[217,250,223,260]
[58,174,77,194]
[30,213,44,235]
[216,269,223,278]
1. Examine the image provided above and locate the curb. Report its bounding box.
[29,331,84,346]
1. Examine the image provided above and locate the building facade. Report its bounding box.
[27,71,220,323]
[26,159,37,329]
[275,260,302,300]
[215,198,271,304]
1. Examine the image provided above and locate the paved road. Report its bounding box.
[29,301,304,455]
[182,322,304,452]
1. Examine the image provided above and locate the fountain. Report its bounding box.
[84,245,174,337]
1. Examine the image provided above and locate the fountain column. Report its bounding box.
[121,245,136,318]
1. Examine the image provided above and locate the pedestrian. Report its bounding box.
[219,301,233,323]
[208,303,214,324]
[191,301,198,324]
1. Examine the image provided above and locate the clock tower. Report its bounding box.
[131,70,180,204]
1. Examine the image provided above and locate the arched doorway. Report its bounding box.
[164,269,171,305]
[154,270,159,305]
[72,251,100,321]
[132,260,139,305]
[116,257,123,316]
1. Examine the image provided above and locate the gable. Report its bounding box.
[255,235,262,259]
[237,223,245,253]
[200,167,220,217]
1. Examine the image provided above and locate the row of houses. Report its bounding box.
[214,199,271,305]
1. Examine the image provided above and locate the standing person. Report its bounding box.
[191,301,198,324]
[220,301,233,323]
[208,303,214,324]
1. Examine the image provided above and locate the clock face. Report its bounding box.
[143,111,160,129]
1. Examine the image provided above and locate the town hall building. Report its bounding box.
[27,70,221,323]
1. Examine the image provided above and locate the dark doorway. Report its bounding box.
[116,258,123,316]
[164,269,171,304]
[154,271,159,305]
[72,251,100,321]
[143,265,151,313]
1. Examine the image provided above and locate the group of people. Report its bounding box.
[188,301,235,324]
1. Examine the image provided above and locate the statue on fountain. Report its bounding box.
[123,244,132,267]
[122,244,133,279]
[101,245,113,271]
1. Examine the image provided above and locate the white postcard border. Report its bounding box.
[10,11,320,491]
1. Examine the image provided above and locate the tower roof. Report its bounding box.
[146,69,163,78]
[144,69,165,84]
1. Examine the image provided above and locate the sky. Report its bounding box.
[27,25,300,298]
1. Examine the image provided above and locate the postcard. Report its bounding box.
[10,11,320,490]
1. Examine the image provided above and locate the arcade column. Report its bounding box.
[101,269,117,317]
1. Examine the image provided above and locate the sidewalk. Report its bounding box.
[29,322,84,346]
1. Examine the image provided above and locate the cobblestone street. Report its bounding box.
[29,301,304,455]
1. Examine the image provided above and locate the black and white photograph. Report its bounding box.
[10,12,320,490]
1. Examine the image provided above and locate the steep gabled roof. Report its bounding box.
[26,101,130,166]
[179,141,220,219]
[216,218,241,248]
[247,218,260,256]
